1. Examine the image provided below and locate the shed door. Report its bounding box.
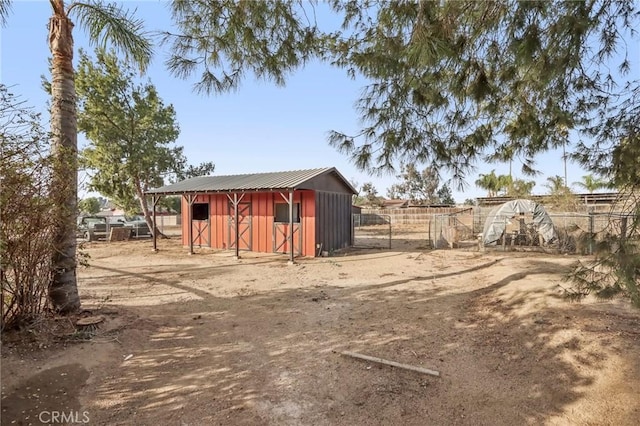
[228,202,252,251]
[273,223,302,256]
[191,202,210,247]
[192,220,210,247]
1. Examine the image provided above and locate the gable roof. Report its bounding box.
[146,167,357,195]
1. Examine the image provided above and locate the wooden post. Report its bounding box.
[289,190,294,263]
[152,195,158,252]
[187,194,194,255]
[340,351,440,377]
[234,193,240,259]
[502,218,507,252]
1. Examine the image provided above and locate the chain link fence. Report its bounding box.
[353,214,392,248]
[354,207,636,253]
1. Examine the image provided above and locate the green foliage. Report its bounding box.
[164,0,322,94]
[0,0,12,26]
[68,1,153,72]
[76,49,179,213]
[324,1,639,183]
[475,170,504,197]
[505,178,535,198]
[610,138,640,189]
[544,175,579,211]
[166,0,638,189]
[437,184,455,205]
[475,171,532,198]
[360,182,382,207]
[159,196,182,214]
[75,49,212,216]
[566,196,640,308]
[78,197,101,214]
[544,175,566,194]
[573,174,609,193]
[386,164,455,205]
[174,161,215,182]
[387,164,439,205]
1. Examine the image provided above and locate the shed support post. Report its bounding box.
[289,190,294,264]
[226,193,245,258]
[186,194,195,255]
[234,193,240,259]
[152,195,158,252]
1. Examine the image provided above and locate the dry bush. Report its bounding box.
[1,85,56,330]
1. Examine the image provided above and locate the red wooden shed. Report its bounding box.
[146,168,357,260]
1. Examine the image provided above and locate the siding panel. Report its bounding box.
[314,191,352,254]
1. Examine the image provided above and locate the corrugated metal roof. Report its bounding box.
[146,167,356,195]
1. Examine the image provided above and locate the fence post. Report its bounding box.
[388,215,392,249]
[434,215,439,249]
[588,211,595,255]
[502,217,507,251]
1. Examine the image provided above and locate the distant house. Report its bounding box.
[355,199,410,209]
[359,199,454,209]
[146,168,357,258]
[381,199,410,208]
[476,192,620,207]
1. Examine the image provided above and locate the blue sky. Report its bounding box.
[1,1,591,202]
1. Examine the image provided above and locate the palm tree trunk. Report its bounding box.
[47,2,80,313]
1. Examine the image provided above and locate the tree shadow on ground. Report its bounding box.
[60,255,640,426]
[1,364,90,426]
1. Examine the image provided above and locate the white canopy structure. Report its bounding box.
[482,199,557,246]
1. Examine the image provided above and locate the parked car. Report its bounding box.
[111,215,152,238]
[77,216,125,242]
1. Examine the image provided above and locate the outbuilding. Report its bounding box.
[146,167,357,260]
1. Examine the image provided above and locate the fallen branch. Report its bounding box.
[340,351,440,377]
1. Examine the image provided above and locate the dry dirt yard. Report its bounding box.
[2,237,640,425]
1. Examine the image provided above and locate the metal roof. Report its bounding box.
[146,167,357,195]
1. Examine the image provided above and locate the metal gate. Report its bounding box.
[228,202,252,251]
[352,214,392,249]
[273,222,302,255]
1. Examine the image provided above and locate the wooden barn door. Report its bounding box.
[228,202,252,251]
[188,198,210,248]
[273,223,302,256]
[192,220,210,247]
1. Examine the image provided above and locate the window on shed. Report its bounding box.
[274,203,300,223]
[191,203,209,221]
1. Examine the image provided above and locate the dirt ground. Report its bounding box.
[2,236,640,425]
